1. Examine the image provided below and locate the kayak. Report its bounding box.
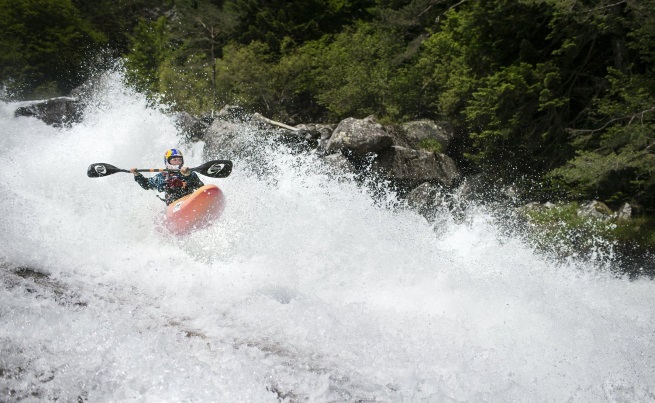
[165,184,226,234]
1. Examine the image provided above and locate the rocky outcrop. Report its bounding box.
[296,123,336,144]
[617,203,633,220]
[175,111,208,141]
[577,200,613,219]
[325,116,393,155]
[405,182,441,218]
[373,146,460,187]
[393,120,455,152]
[246,113,463,207]
[14,97,82,127]
[202,105,252,160]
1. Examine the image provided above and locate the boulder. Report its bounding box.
[295,123,336,141]
[406,182,440,217]
[617,203,632,220]
[325,116,393,155]
[373,146,460,187]
[396,120,455,152]
[174,111,208,141]
[322,153,355,175]
[577,200,613,219]
[14,97,82,127]
[203,119,245,160]
[216,105,248,122]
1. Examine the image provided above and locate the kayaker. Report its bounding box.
[130,148,204,205]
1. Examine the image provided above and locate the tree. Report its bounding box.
[213,41,279,114]
[168,1,239,109]
[124,16,170,96]
[0,0,105,98]
[224,0,374,52]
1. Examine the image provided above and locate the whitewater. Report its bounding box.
[1,74,654,402]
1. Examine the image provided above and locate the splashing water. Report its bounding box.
[1,73,654,402]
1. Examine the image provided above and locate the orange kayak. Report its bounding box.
[165,184,226,234]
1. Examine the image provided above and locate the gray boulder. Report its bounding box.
[295,123,336,141]
[322,153,355,175]
[396,120,455,152]
[14,97,82,127]
[203,119,246,160]
[373,146,460,187]
[325,116,393,155]
[406,182,440,217]
[617,203,632,220]
[216,105,248,122]
[577,200,613,219]
[175,111,208,141]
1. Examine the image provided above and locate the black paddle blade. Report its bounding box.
[193,160,233,178]
[87,163,127,177]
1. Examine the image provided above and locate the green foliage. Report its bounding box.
[522,202,615,255]
[124,17,170,96]
[549,70,655,210]
[224,0,374,51]
[207,21,426,121]
[311,23,404,119]
[0,0,106,98]
[625,0,655,66]
[418,138,443,153]
[214,41,279,115]
[613,216,655,248]
[287,22,424,121]
[159,53,216,115]
[415,9,476,118]
[463,62,569,175]
[521,202,655,255]
[72,0,168,56]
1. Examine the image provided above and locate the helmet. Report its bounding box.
[164,148,184,169]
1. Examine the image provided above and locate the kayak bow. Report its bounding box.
[165,184,225,234]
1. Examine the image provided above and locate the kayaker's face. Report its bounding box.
[169,157,183,166]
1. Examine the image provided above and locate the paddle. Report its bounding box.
[87,159,233,178]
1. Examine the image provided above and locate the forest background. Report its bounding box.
[1,0,654,248]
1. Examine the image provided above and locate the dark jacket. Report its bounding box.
[134,171,204,205]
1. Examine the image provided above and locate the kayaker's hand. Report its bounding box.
[180,166,191,176]
[130,168,139,176]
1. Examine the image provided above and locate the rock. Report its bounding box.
[174,111,208,141]
[322,153,354,174]
[617,203,632,220]
[518,201,557,216]
[577,200,613,219]
[373,146,460,187]
[216,105,248,122]
[14,97,82,127]
[406,182,440,217]
[455,174,486,200]
[522,201,544,211]
[295,123,336,141]
[203,119,246,160]
[396,120,455,152]
[325,116,393,155]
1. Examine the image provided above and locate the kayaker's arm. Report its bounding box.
[133,172,152,190]
[179,166,204,188]
[188,171,204,190]
[131,168,166,192]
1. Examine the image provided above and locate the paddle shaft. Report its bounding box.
[94,167,196,174]
[87,160,232,178]
[134,168,189,173]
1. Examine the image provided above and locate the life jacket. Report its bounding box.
[163,172,193,205]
